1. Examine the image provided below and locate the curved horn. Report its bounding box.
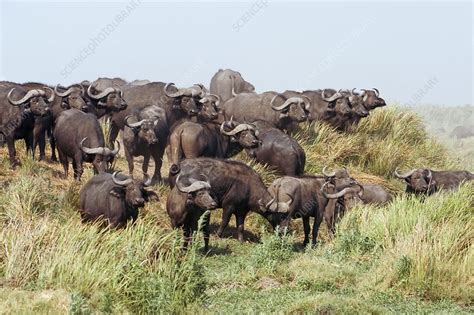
[426,169,432,179]
[207,93,221,107]
[124,115,146,129]
[321,89,343,102]
[87,85,115,100]
[351,88,360,96]
[176,174,211,193]
[322,166,336,177]
[271,95,303,111]
[394,168,417,179]
[54,84,74,97]
[41,87,55,103]
[163,82,181,98]
[79,137,105,155]
[143,174,152,187]
[112,171,133,186]
[373,88,380,97]
[231,75,237,97]
[7,88,45,106]
[220,122,255,136]
[321,182,356,199]
[105,140,120,156]
[302,95,312,111]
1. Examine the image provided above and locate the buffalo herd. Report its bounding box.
[1,69,473,250]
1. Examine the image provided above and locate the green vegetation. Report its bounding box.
[0,106,472,313]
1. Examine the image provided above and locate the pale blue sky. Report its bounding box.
[0,1,472,106]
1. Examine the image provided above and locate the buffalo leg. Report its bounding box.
[236,213,246,243]
[33,123,46,160]
[202,211,211,252]
[107,124,120,148]
[142,154,150,178]
[324,203,337,235]
[6,137,19,168]
[312,213,324,246]
[124,147,134,178]
[25,132,34,156]
[217,206,234,238]
[49,128,58,162]
[150,146,164,184]
[58,149,69,179]
[302,216,310,246]
[72,153,83,181]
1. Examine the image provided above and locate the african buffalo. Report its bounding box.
[0,83,53,167]
[222,91,308,131]
[168,119,260,165]
[169,158,283,243]
[210,68,255,103]
[79,171,157,228]
[264,171,362,246]
[54,109,118,180]
[167,174,218,250]
[395,168,474,195]
[122,105,167,183]
[245,120,305,176]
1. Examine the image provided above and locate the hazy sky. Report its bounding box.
[0,1,472,106]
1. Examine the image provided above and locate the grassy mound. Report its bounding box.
[0,106,472,313]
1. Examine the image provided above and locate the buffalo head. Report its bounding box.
[124,115,159,145]
[321,89,351,116]
[55,84,89,112]
[198,94,220,121]
[164,83,206,116]
[347,89,369,117]
[80,137,120,173]
[322,166,360,190]
[394,168,436,194]
[175,174,217,210]
[270,93,308,122]
[7,87,54,116]
[361,88,386,110]
[87,84,127,111]
[220,118,260,148]
[111,171,157,207]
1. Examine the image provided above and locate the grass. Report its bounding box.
[0,105,473,313]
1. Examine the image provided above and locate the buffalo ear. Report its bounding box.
[144,190,159,202]
[110,187,124,198]
[230,136,238,143]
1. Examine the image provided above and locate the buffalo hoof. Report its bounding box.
[39,155,46,161]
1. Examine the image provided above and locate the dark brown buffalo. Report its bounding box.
[451,125,474,139]
[169,158,283,243]
[122,105,167,184]
[210,68,255,103]
[245,120,305,176]
[222,91,308,131]
[54,109,118,180]
[79,172,157,228]
[168,119,260,165]
[395,168,474,195]
[0,82,53,167]
[167,174,218,251]
[264,170,362,246]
